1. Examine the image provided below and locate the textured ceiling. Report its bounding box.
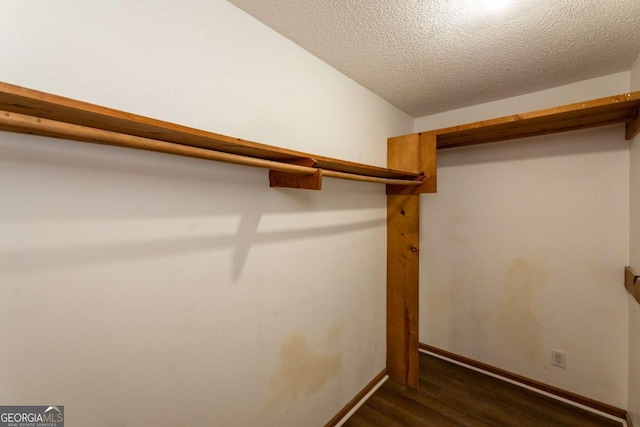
[227,0,640,117]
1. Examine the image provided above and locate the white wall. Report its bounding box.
[416,73,631,408]
[0,1,413,426]
[629,53,640,426]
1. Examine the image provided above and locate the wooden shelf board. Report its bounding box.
[0,81,419,181]
[432,92,640,149]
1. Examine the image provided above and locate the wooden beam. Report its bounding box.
[386,132,437,195]
[420,132,437,193]
[627,108,640,140]
[386,134,421,388]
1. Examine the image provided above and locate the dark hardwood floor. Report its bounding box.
[344,353,622,427]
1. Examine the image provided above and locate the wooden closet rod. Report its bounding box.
[322,169,421,185]
[0,110,422,187]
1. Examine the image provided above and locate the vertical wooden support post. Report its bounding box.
[387,192,420,387]
[386,132,437,388]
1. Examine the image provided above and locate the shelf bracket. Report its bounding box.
[625,266,640,305]
[626,107,640,140]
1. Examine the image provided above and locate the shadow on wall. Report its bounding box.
[0,218,386,279]
[0,134,386,280]
[439,125,630,168]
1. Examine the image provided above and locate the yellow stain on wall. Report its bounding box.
[499,255,548,362]
[266,333,342,410]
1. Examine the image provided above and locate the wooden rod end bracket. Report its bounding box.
[386,173,436,195]
[625,266,640,304]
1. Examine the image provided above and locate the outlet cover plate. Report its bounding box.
[552,350,566,369]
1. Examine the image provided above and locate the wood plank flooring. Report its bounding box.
[344,353,622,427]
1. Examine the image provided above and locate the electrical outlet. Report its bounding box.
[551,350,566,369]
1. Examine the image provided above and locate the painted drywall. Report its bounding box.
[0,1,413,426]
[416,73,631,408]
[629,53,640,427]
